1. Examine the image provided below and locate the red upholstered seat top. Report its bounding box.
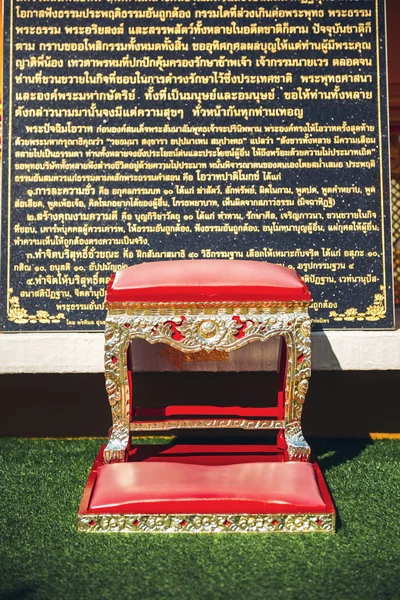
[106,260,311,303]
[89,461,326,514]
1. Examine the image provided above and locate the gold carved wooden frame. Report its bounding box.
[103,300,312,464]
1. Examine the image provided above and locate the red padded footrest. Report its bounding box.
[87,449,327,515]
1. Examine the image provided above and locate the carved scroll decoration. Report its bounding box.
[285,313,312,461]
[130,418,286,432]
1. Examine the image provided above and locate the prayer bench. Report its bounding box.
[78,260,335,533]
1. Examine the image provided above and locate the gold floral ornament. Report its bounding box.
[8,289,65,324]
[329,286,386,322]
[77,512,335,534]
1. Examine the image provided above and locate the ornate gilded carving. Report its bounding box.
[130,419,285,432]
[78,512,335,534]
[103,305,312,464]
[198,319,219,339]
[105,310,307,354]
[106,300,310,312]
[279,313,312,460]
[104,423,130,462]
[285,421,311,461]
[104,318,132,463]
[293,316,312,417]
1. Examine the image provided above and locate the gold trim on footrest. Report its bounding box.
[78,512,335,534]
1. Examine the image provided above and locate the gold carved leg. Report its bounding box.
[284,314,312,461]
[285,421,311,461]
[103,316,131,463]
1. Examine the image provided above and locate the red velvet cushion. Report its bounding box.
[89,462,326,514]
[106,260,311,302]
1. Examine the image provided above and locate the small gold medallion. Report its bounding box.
[198,320,218,339]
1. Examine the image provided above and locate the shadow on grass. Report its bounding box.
[1,586,37,600]
[312,437,373,470]
[310,437,374,532]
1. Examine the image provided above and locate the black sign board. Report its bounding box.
[1,0,394,330]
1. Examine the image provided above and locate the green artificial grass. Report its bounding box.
[0,438,399,600]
